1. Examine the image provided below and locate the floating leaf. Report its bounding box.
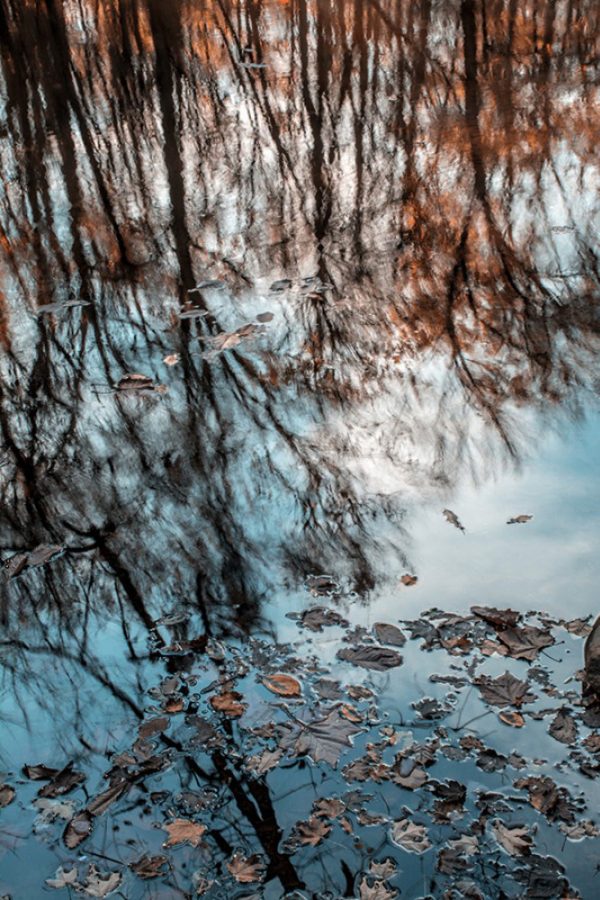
[359,878,398,900]
[313,797,345,818]
[499,710,525,728]
[163,353,180,366]
[162,818,207,847]
[281,706,362,767]
[548,709,577,745]
[507,514,533,525]
[0,784,15,808]
[496,625,554,661]
[256,312,274,322]
[23,763,60,781]
[39,762,85,798]
[372,623,406,647]
[209,691,246,718]
[227,853,265,883]
[297,606,349,632]
[46,867,79,890]
[337,645,403,671]
[245,748,283,775]
[130,856,169,879]
[493,821,533,855]
[442,509,465,532]
[63,810,93,848]
[262,673,301,697]
[474,672,535,708]
[471,606,520,628]
[391,819,431,853]
[400,574,418,586]
[293,816,331,846]
[80,866,122,898]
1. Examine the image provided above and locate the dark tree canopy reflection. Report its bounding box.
[0,4,599,877]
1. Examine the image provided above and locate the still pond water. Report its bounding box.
[1,2,600,898]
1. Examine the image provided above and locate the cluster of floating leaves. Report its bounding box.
[3,577,600,897]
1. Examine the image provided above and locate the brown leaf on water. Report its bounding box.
[496,625,554,661]
[281,706,362,767]
[499,710,525,728]
[80,865,121,898]
[339,703,363,723]
[26,544,65,567]
[493,821,533,856]
[390,819,431,853]
[471,606,520,628]
[0,784,15,808]
[23,763,60,781]
[297,606,349,632]
[163,353,180,366]
[130,856,169,879]
[313,797,345,819]
[514,776,574,822]
[474,672,536,708]
[162,818,206,847]
[46,867,79,890]
[373,622,406,647]
[400,574,418,586]
[38,762,85,798]
[507,514,533,525]
[87,781,129,816]
[245,748,283,775]
[368,858,397,878]
[63,810,93,848]
[583,734,600,754]
[261,673,301,697]
[548,709,577,745]
[442,508,465,532]
[294,816,331,846]
[359,878,398,900]
[226,853,265,883]
[138,716,169,738]
[337,645,403,671]
[256,312,274,323]
[209,690,246,718]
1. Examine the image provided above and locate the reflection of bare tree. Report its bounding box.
[0,4,599,879]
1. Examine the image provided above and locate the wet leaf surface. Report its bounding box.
[337,645,403,670]
[162,818,207,848]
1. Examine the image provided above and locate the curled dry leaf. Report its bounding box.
[162,818,207,847]
[261,673,301,697]
[499,710,525,728]
[226,853,265,883]
[209,690,246,717]
[391,818,431,853]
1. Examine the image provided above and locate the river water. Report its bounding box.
[1,2,599,898]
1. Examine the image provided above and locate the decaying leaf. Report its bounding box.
[493,821,533,855]
[442,509,465,532]
[46,867,79,890]
[245,748,283,775]
[471,606,520,628]
[23,763,60,781]
[38,762,85,798]
[313,797,345,818]
[297,606,349,632]
[226,853,265,883]
[281,706,362,767]
[63,810,93,848]
[261,673,301,697]
[81,866,122,898]
[559,820,600,841]
[33,798,75,823]
[368,858,397,878]
[0,784,15,808]
[496,625,554,661]
[209,690,246,717]
[514,776,574,822]
[359,877,398,900]
[372,622,406,647]
[337,645,403,671]
[474,672,535,708]
[391,818,431,853]
[548,709,577,744]
[499,710,525,728]
[507,514,533,525]
[130,855,169,879]
[162,818,207,847]
[293,816,331,846]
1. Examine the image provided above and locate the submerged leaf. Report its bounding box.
[130,856,169,879]
[281,706,362,767]
[372,623,406,647]
[493,821,533,856]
